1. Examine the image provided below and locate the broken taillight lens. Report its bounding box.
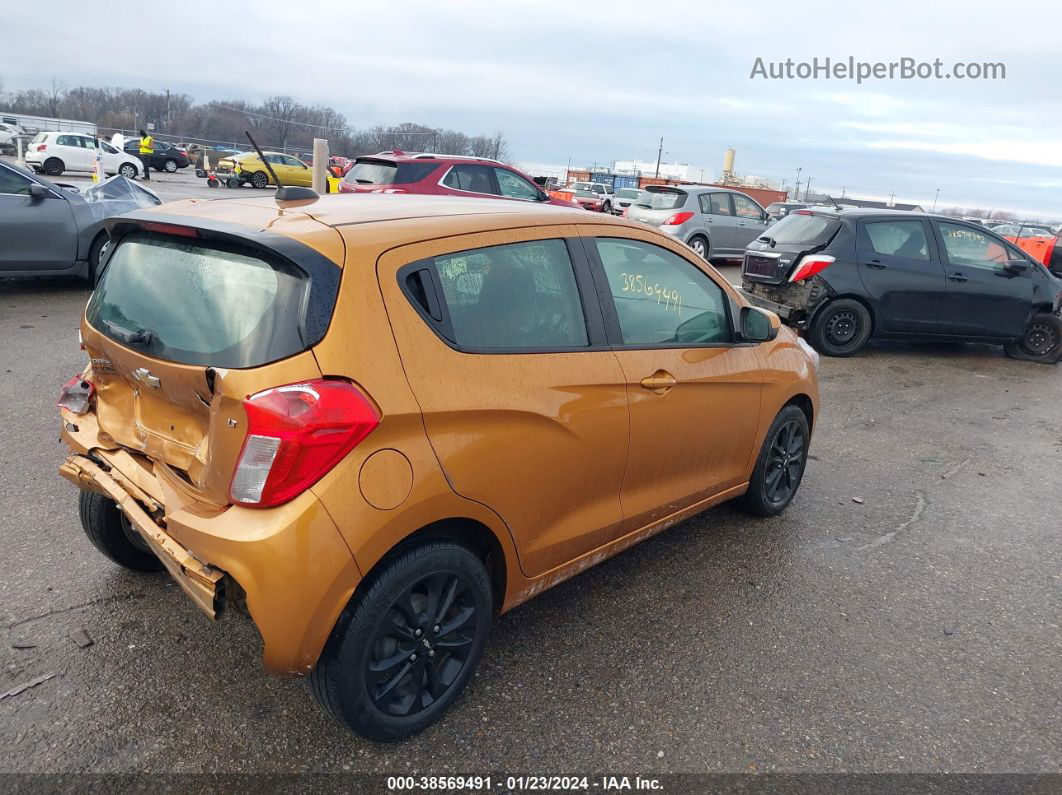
[789,254,836,282]
[230,379,380,508]
[57,375,95,415]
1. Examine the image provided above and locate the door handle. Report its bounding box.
[865,260,887,270]
[948,273,968,283]
[640,370,677,395]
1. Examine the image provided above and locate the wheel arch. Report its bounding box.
[808,292,877,336]
[783,393,815,432]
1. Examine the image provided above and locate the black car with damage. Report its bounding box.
[740,209,1062,363]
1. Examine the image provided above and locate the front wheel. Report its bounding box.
[118,162,138,179]
[808,298,872,357]
[741,405,810,517]
[310,541,492,741]
[78,491,163,572]
[601,201,611,214]
[1004,313,1062,363]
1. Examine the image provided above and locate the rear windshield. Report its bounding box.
[343,159,437,186]
[87,232,313,368]
[763,212,841,246]
[635,189,686,210]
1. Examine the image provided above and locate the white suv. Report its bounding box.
[25,132,142,179]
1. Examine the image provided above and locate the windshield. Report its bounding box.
[616,188,641,199]
[760,212,840,246]
[573,188,600,198]
[635,189,687,211]
[87,233,313,368]
[343,159,437,185]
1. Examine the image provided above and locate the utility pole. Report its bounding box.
[654,137,663,179]
[805,177,812,201]
[932,188,940,212]
[165,89,170,129]
[888,192,896,207]
[794,167,802,201]
[841,185,846,198]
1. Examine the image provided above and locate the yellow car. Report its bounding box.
[217,151,313,189]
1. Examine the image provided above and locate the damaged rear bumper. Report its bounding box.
[60,454,226,618]
[740,275,832,327]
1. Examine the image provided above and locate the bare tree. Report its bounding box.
[259,95,300,148]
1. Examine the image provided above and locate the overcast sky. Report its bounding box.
[6,0,1061,219]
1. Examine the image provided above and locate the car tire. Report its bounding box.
[688,235,710,259]
[251,171,269,189]
[87,234,108,285]
[1004,313,1062,364]
[78,490,164,573]
[601,201,611,214]
[43,158,64,177]
[808,298,872,357]
[741,404,810,517]
[164,158,178,173]
[119,162,138,179]
[310,540,492,742]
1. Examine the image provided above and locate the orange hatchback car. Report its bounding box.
[58,193,820,740]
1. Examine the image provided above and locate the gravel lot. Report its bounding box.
[0,203,1059,778]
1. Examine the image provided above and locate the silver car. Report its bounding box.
[612,187,642,215]
[626,184,770,259]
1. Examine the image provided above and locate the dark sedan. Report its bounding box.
[741,209,1062,363]
[0,160,160,281]
[121,139,190,172]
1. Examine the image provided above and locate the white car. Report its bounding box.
[24,132,142,179]
[0,122,23,146]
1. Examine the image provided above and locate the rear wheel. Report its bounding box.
[251,171,269,189]
[311,541,492,741]
[163,158,178,173]
[78,491,163,572]
[809,298,872,357]
[688,235,709,259]
[43,158,64,176]
[1004,313,1062,364]
[741,405,810,517]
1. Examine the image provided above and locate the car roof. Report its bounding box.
[115,193,631,265]
[358,151,502,166]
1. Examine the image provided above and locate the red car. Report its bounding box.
[339,150,578,207]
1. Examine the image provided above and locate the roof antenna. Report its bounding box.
[825,194,842,210]
[244,131,318,204]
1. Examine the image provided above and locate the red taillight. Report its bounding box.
[663,211,695,226]
[58,375,95,415]
[622,207,629,217]
[229,379,380,508]
[789,254,836,282]
[141,222,198,238]
[36,144,47,152]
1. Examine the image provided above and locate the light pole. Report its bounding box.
[794,167,802,200]
[932,188,940,212]
[804,177,812,201]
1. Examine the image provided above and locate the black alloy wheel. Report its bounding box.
[367,572,479,718]
[742,404,811,516]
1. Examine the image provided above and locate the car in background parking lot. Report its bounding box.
[121,138,191,173]
[338,150,577,207]
[990,223,1055,239]
[25,132,142,178]
[215,150,313,188]
[626,184,770,260]
[569,181,614,213]
[765,201,807,223]
[612,187,642,215]
[741,209,1062,362]
[0,160,159,280]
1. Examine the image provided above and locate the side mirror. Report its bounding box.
[741,306,780,342]
[1003,259,1029,275]
[28,183,50,199]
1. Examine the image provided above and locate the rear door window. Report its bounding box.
[87,233,320,367]
[424,239,589,350]
[709,193,733,215]
[862,220,931,260]
[594,238,732,346]
[441,164,497,194]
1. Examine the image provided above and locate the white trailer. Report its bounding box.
[0,111,97,136]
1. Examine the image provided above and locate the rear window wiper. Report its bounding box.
[757,235,777,247]
[103,319,154,345]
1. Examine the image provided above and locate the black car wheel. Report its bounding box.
[601,201,611,214]
[809,298,872,357]
[164,158,178,173]
[78,491,163,572]
[1004,313,1062,364]
[311,540,492,741]
[87,234,108,285]
[742,404,810,517]
[251,171,269,189]
[43,158,64,176]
